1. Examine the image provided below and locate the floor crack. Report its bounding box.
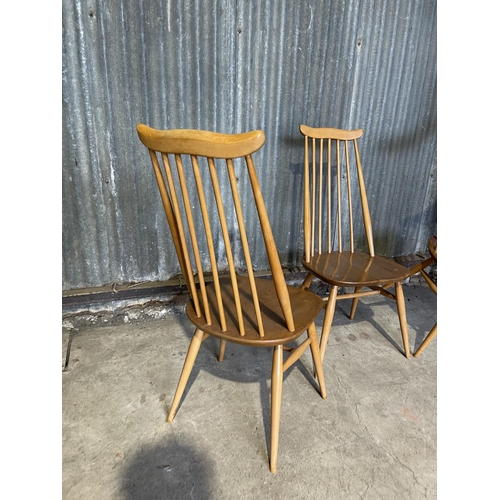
[62,329,77,372]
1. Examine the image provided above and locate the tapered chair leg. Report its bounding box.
[395,282,410,358]
[269,345,283,473]
[167,328,205,423]
[319,286,339,362]
[218,339,227,362]
[308,322,327,399]
[349,286,363,320]
[301,273,314,290]
[414,324,437,358]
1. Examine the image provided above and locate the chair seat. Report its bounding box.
[302,251,410,287]
[186,276,324,346]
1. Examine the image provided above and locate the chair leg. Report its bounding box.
[414,324,437,358]
[395,282,410,358]
[301,272,314,290]
[270,345,283,473]
[218,339,227,362]
[349,286,363,320]
[167,328,205,423]
[308,322,327,399]
[319,286,338,362]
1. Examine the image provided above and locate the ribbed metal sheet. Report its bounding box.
[62,0,437,291]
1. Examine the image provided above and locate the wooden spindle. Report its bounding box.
[311,138,316,257]
[227,159,264,336]
[190,155,227,331]
[245,155,295,332]
[304,135,311,262]
[344,142,354,254]
[149,150,191,294]
[207,157,246,336]
[354,139,375,256]
[318,139,323,254]
[161,153,201,317]
[327,139,332,253]
[175,154,211,325]
[336,140,342,253]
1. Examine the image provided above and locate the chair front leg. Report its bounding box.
[167,328,205,423]
[319,286,338,362]
[308,322,327,399]
[395,282,410,358]
[269,345,283,473]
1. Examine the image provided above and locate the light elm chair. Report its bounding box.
[299,124,412,359]
[137,124,327,473]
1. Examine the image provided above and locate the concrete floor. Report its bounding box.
[62,282,437,500]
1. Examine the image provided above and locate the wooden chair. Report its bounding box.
[412,235,437,357]
[136,124,326,473]
[299,124,412,359]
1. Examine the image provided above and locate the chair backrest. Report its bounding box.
[137,124,295,337]
[300,124,375,262]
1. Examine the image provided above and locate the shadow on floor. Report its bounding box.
[120,439,216,500]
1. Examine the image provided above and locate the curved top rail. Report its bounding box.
[300,124,364,140]
[137,124,266,158]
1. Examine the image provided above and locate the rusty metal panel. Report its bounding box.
[62,0,437,291]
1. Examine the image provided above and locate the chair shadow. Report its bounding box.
[120,439,216,500]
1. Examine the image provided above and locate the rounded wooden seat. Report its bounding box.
[303,252,410,287]
[187,276,325,346]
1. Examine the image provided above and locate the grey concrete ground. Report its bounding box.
[62,282,437,500]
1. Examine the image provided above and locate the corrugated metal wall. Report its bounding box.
[62,0,437,291]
